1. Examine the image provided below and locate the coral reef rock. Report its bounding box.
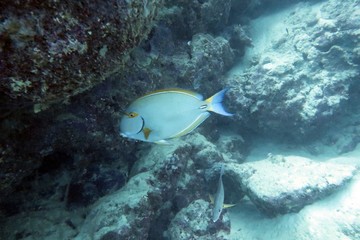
[75,172,158,240]
[0,207,84,239]
[0,84,129,201]
[227,0,360,141]
[163,0,232,39]
[165,199,231,240]
[74,140,188,240]
[75,133,223,240]
[188,33,234,90]
[0,0,162,104]
[226,154,356,217]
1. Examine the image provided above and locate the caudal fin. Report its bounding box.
[205,89,234,116]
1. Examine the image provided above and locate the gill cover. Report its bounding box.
[120,112,144,136]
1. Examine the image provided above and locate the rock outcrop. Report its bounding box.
[227,0,360,141]
[0,0,162,104]
[0,0,163,199]
[225,154,356,217]
[165,199,231,240]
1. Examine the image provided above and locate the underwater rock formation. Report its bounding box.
[1,0,360,239]
[222,24,253,58]
[0,0,162,104]
[0,81,131,201]
[139,28,236,92]
[227,0,360,141]
[162,0,232,39]
[165,199,231,240]
[225,154,356,217]
[187,33,235,90]
[75,172,159,240]
[0,0,240,206]
[215,133,248,162]
[75,136,206,239]
[0,132,239,239]
[0,205,83,239]
[321,108,360,154]
[0,0,163,201]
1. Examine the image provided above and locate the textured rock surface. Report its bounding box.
[0,0,162,199]
[0,1,239,206]
[165,199,231,240]
[0,207,84,239]
[0,134,226,239]
[227,0,360,141]
[0,132,237,239]
[0,0,162,104]
[187,33,234,90]
[0,82,131,202]
[75,172,158,240]
[138,29,236,92]
[163,0,232,39]
[1,0,360,239]
[226,154,356,217]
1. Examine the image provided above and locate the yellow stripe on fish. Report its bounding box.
[209,194,236,208]
[120,88,233,143]
[140,88,203,100]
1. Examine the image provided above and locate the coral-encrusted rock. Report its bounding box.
[188,33,234,90]
[226,155,356,217]
[162,0,232,39]
[75,172,159,240]
[150,32,234,91]
[0,0,162,104]
[185,133,226,168]
[0,0,162,200]
[165,199,231,240]
[75,133,229,239]
[227,0,360,141]
[131,133,240,174]
[215,133,248,162]
[0,207,84,239]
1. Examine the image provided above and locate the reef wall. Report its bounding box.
[0,0,163,198]
[0,0,162,104]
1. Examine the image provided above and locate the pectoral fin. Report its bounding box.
[223,203,236,209]
[209,194,214,204]
[143,127,152,139]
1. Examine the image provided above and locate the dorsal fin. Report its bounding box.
[139,88,203,101]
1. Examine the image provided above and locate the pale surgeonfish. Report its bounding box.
[120,88,233,143]
[210,163,236,222]
[212,164,225,222]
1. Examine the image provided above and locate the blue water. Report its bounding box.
[0,0,359,239]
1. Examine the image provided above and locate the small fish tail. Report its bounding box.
[205,89,233,116]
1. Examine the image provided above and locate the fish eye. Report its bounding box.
[127,112,138,118]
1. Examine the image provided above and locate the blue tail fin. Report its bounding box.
[205,89,233,116]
